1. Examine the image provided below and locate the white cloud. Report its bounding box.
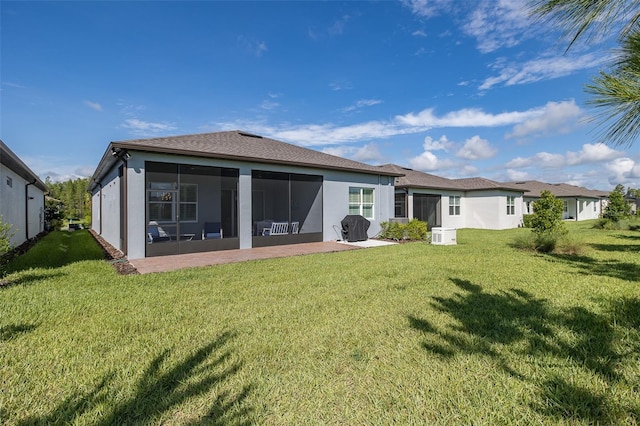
[412,30,427,37]
[84,100,102,111]
[422,135,452,151]
[480,53,606,91]
[401,0,451,18]
[566,143,621,165]
[329,80,353,91]
[605,157,640,185]
[507,100,583,139]
[260,100,280,110]
[342,99,382,112]
[397,107,537,128]
[505,144,624,170]
[456,135,497,160]
[506,169,530,181]
[329,15,350,36]
[237,35,267,57]
[408,150,441,171]
[121,118,177,136]
[321,143,385,163]
[216,101,578,147]
[463,0,532,53]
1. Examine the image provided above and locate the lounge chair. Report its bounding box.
[147,221,171,243]
[202,222,223,239]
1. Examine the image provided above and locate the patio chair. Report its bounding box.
[147,221,171,243]
[262,221,289,236]
[202,221,223,239]
[290,221,299,234]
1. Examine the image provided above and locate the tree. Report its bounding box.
[532,0,640,147]
[530,190,567,252]
[603,184,632,221]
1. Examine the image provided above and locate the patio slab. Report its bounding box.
[130,241,363,274]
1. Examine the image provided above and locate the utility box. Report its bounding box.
[431,227,456,245]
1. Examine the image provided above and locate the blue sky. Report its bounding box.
[2,0,639,190]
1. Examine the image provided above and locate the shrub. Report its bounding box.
[603,184,632,222]
[530,190,568,239]
[522,214,534,228]
[379,219,427,241]
[405,219,427,240]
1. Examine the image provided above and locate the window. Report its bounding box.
[6,176,12,187]
[563,200,568,213]
[147,182,197,223]
[349,187,374,219]
[179,183,198,222]
[395,192,406,217]
[449,195,460,216]
[506,196,515,215]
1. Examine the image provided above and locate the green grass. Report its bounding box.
[1,223,638,425]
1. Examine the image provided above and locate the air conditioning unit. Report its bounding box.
[431,227,456,245]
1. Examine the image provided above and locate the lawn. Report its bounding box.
[1,225,638,425]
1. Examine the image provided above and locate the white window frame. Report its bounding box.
[349,187,374,219]
[506,196,516,216]
[449,195,461,216]
[148,182,198,223]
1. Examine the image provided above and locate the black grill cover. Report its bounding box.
[341,215,370,242]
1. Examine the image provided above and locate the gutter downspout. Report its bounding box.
[25,179,36,240]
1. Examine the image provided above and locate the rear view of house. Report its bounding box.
[381,164,526,230]
[509,181,607,221]
[0,140,47,248]
[89,131,400,260]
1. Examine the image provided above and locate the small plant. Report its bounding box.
[379,219,427,241]
[522,190,568,253]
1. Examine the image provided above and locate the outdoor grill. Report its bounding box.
[340,214,370,242]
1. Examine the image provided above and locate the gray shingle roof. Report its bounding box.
[453,177,527,192]
[507,180,608,198]
[90,131,402,190]
[115,131,400,176]
[378,164,465,190]
[378,164,526,193]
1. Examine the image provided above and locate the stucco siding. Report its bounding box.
[94,165,122,251]
[115,151,396,259]
[0,163,45,247]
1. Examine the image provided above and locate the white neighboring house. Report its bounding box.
[0,140,48,249]
[507,181,608,221]
[381,164,526,230]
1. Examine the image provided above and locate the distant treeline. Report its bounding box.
[45,177,91,228]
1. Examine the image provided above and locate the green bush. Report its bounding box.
[379,219,427,241]
[522,214,534,228]
[603,184,631,222]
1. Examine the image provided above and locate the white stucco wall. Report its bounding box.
[464,191,523,230]
[0,163,46,248]
[104,151,397,259]
[523,196,602,222]
[92,165,122,251]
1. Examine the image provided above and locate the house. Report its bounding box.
[0,140,48,249]
[507,180,608,221]
[380,164,526,230]
[88,131,401,259]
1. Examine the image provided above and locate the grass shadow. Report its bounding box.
[547,253,640,282]
[0,323,38,341]
[0,270,66,289]
[408,277,638,423]
[17,331,254,425]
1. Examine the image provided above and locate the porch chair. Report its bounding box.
[202,222,223,239]
[262,221,289,236]
[147,221,171,243]
[290,221,299,234]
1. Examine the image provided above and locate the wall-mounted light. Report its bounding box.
[111,147,131,161]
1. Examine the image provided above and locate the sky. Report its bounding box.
[2,0,640,191]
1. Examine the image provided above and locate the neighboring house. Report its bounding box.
[625,195,639,215]
[380,164,526,230]
[89,131,401,260]
[508,180,608,221]
[0,140,48,248]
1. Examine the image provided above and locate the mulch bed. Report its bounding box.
[88,230,139,275]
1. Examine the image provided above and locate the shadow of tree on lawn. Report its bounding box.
[18,331,254,425]
[408,278,640,423]
[0,323,38,341]
[0,270,66,289]
[547,253,640,282]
